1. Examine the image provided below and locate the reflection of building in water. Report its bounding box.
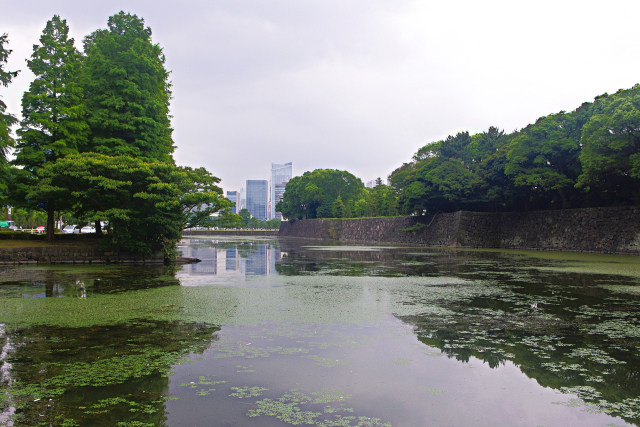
[271,246,281,274]
[179,239,281,278]
[226,248,238,271]
[180,242,217,275]
[246,244,268,275]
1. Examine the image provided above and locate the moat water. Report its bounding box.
[1,237,639,426]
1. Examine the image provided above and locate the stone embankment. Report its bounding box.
[278,206,640,255]
[0,229,279,265]
[0,243,164,265]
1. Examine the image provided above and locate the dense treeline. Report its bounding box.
[276,169,398,219]
[391,84,640,214]
[0,13,228,256]
[279,84,640,220]
[200,208,281,229]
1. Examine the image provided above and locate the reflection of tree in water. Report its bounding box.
[1,320,219,426]
[275,240,486,277]
[399,271,640,425]
[182,238,278,254]
[0,265,181,298]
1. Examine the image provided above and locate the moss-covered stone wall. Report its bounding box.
[279,206,640,254]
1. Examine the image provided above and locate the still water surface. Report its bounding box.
[1,237,639,426]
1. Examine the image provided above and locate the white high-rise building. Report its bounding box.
[270,162,292,219]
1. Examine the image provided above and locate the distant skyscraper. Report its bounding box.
[246,180,268,221]
[239,187,246,211]
[226,190,238,214]
[271,162,292,219]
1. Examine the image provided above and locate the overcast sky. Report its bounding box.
[2,0,640,192]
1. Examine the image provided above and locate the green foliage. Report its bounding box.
[34,153,228,257]
[238,208,251,227]
[332,196,345,218]
[577,86,640,205]
[81,11,174,162]
[207,210,242,228]
[400,223,427,233]
[0,34,19,204]
[12,15,86,239]
[3,12,227,256]
[178,166,230,228]
[0,207,46,228]
[14,16,85,172]
[247,216,281,229]
[391,84,640,213]
[277,169,365,219]
[279,172,399,220]
[505,112,583,209]
[350,183,399,218]
[0,33,18,157]
[392,142,483,215]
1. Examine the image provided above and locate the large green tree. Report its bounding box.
[392,133,481,215]
[238,208,251,227]
[13,16,86,240]
[0,33,18,167]
[577,86,640,205]
[353,182,398,217]
[81,11,174,162]
[277,169,365,219]
[505,112,583,209]
[34,153,228,257]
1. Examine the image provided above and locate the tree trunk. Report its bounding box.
[46,201,55,242]
[94,220,102,234]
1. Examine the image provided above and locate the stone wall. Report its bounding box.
[278,206,640,254]
[0,244,165,265]
[278,214,462,246]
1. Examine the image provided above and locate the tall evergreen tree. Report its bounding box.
[82,11,174,163]
[0,33,19,159]
[13,16,86,240]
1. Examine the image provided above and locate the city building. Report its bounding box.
[270,162,292,219]
[226,190,238,214]
[246,180,268,221]
[239,187,246,211]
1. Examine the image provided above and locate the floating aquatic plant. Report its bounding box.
[229,386,268,399]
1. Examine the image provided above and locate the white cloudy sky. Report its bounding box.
[2,0,640,192]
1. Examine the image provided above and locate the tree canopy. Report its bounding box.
[390,84,640,214]
[12,15,86,239]
[277,169,365,219]
[33,153,228,256]
[81,11,174,162]
[1,12,230,258]
[0,33,18,160]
